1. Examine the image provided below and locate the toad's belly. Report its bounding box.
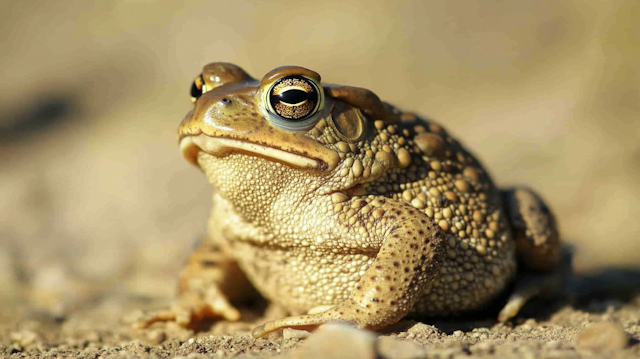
[228,233,516,316]
[229,241,375,314]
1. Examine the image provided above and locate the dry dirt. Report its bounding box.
[2,271,640,358]
[1,1,639,358]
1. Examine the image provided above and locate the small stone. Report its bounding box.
[283,328,312,340]
[471,341,494,354]
[576,322,628,351]
[10,330,38,347]
[288,323,376,359]
[86,331,102,343]
[376,337,425,359]
[146,330,166,345]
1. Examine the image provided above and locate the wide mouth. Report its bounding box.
[180,134,322,170]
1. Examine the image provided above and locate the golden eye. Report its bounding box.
[268,76,321,121]
[190,74,205,103]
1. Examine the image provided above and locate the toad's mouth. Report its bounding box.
[180,134,335,171]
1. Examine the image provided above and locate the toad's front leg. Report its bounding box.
[252,200,446,338]
[134,240,258,329]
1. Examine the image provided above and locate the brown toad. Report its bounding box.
[138,63,563,337]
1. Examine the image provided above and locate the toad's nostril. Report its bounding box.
[221,98,232,105]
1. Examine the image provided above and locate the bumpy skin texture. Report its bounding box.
[137,63,562,337]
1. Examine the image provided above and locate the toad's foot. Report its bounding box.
[134,240,256,329]
[252,299,367,337]
[134,287,240,329]
[497,187,567,322]
[498,247,573,322]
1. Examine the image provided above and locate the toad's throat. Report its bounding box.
[180,134,323,170]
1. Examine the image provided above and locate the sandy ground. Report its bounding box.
[1,1,639,358]
[2,271,640,358]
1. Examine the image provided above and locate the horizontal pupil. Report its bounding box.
[278,89,314,104]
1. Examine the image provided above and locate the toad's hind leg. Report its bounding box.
[498,187,569,322]
[134,240,259,329]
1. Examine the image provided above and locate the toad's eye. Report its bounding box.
[267,76,322,121]
[190,74,206,103]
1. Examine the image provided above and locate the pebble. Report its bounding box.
[285,323,376,359]
[10,331,38,347]
[376,337,426,359]
[283,328,312,340]
[576,322,629,351]
[146,330,166,345]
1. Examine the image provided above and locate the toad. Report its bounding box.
[137,63,563,338]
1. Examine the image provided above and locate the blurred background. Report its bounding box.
[0,0,638,315]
